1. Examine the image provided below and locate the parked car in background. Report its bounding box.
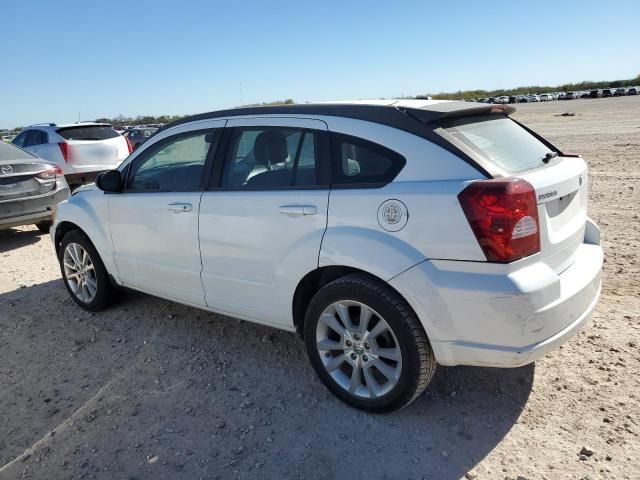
[580,91,590,99]
[538,94,552,102]
[589,89,602,98]
[0,141,70,232]
[614,87,627,96]
[527,94,540,102]
[122,127,158,150]
[51,100,603,412]
[626,87,638,95]
[601,88,614,98]
[494,96,509,104]
[12,123,131,189]
[564,92,578,100]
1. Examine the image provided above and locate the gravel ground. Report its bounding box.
[1,96,638,480]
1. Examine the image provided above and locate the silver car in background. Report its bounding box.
[0,142,70,232]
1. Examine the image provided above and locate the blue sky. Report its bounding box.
[1,0,638,127]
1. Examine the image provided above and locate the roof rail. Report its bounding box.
[28,122,57,127]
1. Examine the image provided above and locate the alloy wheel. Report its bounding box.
[315,300,403,399]
[63,242,97,303]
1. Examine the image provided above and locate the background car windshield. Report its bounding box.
[56,126,120,141]
[442,115,552,173]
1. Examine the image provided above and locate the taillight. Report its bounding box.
[58,142,71,162]
[125,137,133,154]
[36,166,64,180]
[458,178,540,263]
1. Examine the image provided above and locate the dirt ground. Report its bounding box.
[1,96,638,480]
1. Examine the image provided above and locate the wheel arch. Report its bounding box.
[53,220,84,252]
[292,265,421,340]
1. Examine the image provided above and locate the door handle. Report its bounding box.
[168,202,193,213]
[278,205,317,217]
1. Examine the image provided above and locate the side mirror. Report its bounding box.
[96,170,122,193]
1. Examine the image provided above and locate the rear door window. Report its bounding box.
[57,125,120,141]
[220,127,319,189]
[441,115,552,173]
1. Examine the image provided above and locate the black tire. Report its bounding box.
[35,221,52,233]
[58,230,115,311]
[304,273,436,413]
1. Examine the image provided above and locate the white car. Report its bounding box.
[538,93,552,102]
[51,100,603,412]
[12,123,131,188]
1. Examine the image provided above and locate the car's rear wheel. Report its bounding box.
[304,273,436,412]
[58,230,114,311]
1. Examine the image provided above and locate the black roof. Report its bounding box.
[160,102,515,137]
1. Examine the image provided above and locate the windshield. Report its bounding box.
[441,115,553,173]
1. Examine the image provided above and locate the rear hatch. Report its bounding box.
[438,113,588,273]
[0,143,58,201]
[56,125,128,169]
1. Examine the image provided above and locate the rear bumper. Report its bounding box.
[64,170,106,187]
[0,185,70,229]
[390,219,603,367]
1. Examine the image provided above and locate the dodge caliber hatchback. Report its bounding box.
[13,123,131,189]
[51,101,603,412]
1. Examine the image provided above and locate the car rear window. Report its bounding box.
[441,115,552,173]
[56,125,120,141]
[0,141,36,161]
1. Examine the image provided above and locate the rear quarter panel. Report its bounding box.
[319,118,487,280]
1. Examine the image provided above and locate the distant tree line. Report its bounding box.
[94,100,295,128]
[423,74,640,100]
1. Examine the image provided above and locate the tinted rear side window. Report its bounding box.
[331,133,405,186]
[57,126,120,141]
[442,115,552,173]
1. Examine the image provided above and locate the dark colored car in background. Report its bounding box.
[0,142,70,232]
[122,127,158,150]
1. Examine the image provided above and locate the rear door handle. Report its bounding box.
[168,202,193,213]
[278,205,317,217]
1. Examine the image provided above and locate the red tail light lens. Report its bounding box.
[458,178,540,263]
[125,136,133,154]
[36,166,64,180]
[58,142,71,162]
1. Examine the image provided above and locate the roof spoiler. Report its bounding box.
[397,103,515,124]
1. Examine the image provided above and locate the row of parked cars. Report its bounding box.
[0,122,160,233]
[476,86,639,104]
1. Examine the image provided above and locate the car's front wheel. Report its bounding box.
[304,273,436,412]
[58,230,114,311]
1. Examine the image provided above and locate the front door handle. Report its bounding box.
[278,205,317,217]
[168,202,193,213]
